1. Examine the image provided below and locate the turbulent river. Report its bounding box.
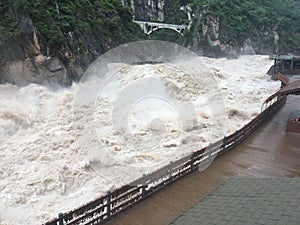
[0,55,280,225]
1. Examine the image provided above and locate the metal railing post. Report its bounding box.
[190,153,194,170]
[106,191,111,219]
[223,136,227,151]
[169,161,173,182]
[142,174,146,197]
[58,213,64,225]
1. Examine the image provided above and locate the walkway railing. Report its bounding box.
[43,96,286,225]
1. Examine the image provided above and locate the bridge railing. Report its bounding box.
[133,20,188,29]
[43,96,286,225]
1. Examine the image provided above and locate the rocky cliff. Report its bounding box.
[122,0,165,21]
[0,0,143,86]
[179,0,300,57]
[0,29,68,86]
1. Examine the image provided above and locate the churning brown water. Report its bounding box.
[0,55,289,225]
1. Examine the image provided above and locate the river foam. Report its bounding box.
[0,55,280,225]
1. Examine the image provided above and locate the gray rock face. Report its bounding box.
[1,56,67,86]
[123,0,165,21]
[0,28,70,86]
[0,16,102,87]
[240,39,256,55]
[0,3,133,87]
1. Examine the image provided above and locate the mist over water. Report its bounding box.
[0,55,280,225]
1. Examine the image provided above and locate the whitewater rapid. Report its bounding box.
[0,55,280,225]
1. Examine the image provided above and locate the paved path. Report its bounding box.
[105,77,300,225]
[170,178,300,225]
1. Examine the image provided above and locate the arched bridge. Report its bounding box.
[133,20,188,36]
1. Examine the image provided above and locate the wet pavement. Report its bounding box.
[171,178,300,225]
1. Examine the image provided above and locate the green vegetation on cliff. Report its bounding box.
[175,0,300,55]
[0,0,143,61]
[0,0,145,83]
[212,0,300,52]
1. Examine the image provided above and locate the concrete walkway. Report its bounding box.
[170,178,300,225]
